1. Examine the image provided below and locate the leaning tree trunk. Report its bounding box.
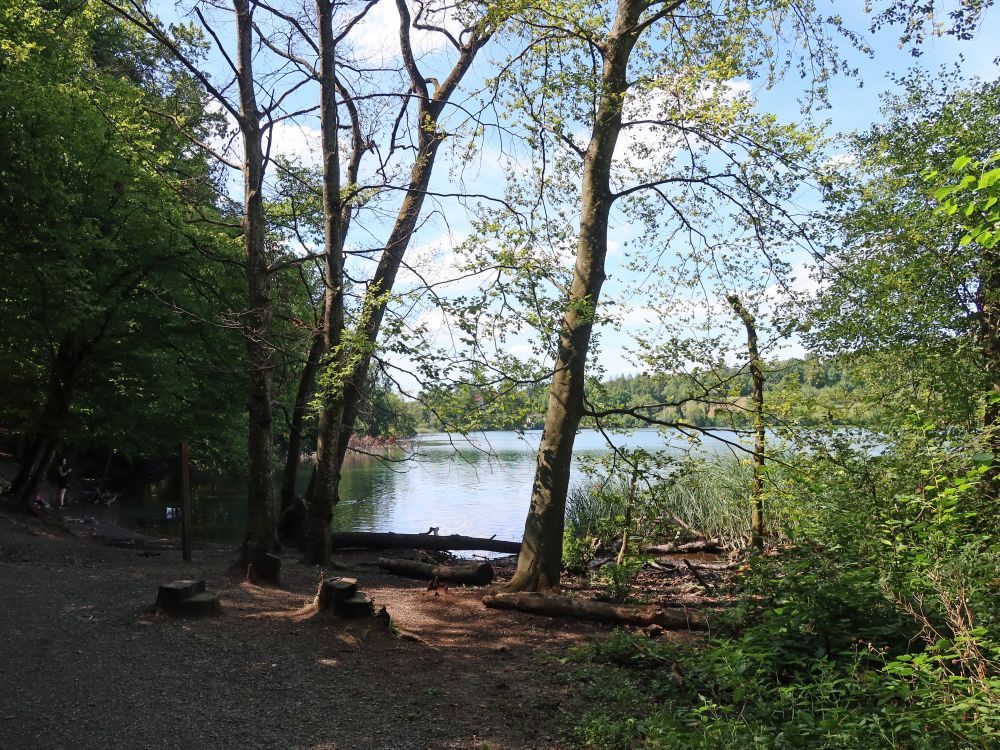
[234,0,277,550]
[280,330,324,513]
[506,0,645,593]
[727,293,765,548]
[5,335,84,509]
[304,2,492,561]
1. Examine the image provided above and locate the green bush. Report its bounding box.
[560,430,1000,750]
[564,528,599,574]
[600,557,644,604]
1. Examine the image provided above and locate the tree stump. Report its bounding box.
[315,577,358,612]
[238,539,281,585]
[338,592,375,618]
[155,579,222,617]
[157,579,206,606]
[310,577,386,624]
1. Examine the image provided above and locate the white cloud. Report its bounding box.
[347,0,464,62]
[615,78,754,172]
[266,121,322,165]
[822,152,856,172]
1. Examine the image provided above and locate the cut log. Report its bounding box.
[160,591,222,618]
[338,592,374,618]
[378,557,494,585]
[648,558,733,572]
[482,592,707,630]
[643,539,722,555]
[331,531,520,554]
[157,579,206,606]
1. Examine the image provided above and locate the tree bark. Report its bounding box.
[482,592,707,630]
[378,557,495,585]
[279,331,324,513]
[507,0,646,592]
[727,293,765,548]
[304,3,493,559]
[330,531,520,554]
[4,335,84,509]
[234,0,277,551]
[304,0,348,565]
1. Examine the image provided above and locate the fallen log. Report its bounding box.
[643,539,723,555]
[378,557,495,585]
[648,558,733,572]
[331,531,520,554]
[482,592,707,630]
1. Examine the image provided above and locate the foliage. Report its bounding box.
[560,425,1000,749]
[802,76,1000,428]
[409,357,881,433]
[0,0,246,465]
[355,372,418,440]
[928,151,1000,250]
[600,557,644,604]
[563,525,599,574]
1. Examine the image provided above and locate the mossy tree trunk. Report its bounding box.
[506,0,650,593]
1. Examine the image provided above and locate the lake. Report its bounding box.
[110,428,748,546]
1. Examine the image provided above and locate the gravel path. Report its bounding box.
[0,512,603,750]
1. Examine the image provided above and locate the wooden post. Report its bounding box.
[180,442,192,562]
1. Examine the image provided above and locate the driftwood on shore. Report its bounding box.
[331,531,520,554]
[642,539,723,555]
[482,592,707,630]
[647,558,733,572]
[378,557,495,585]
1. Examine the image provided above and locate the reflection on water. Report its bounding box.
[112,428,743,545]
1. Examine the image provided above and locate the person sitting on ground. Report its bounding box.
[56,458,71,509]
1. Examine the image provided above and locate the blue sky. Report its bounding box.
[154,0,1000,386]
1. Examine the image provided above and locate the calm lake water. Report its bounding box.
[111,428,746,546]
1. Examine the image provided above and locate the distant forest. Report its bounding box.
[402,357,876,433]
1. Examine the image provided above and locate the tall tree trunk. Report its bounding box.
[506,0,645,593]
[979,248,1000,499]
[279,331,324,513]
[235,0,276,549]
[280,68,365,520]
[304,0,348,564]
[6,339,79,506]
[303,0,492,558]
[5,335,84,509]
[727,293,765,549]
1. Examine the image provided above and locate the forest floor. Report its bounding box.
[0,503,704,750]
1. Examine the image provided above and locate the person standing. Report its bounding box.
[56,458,71,509]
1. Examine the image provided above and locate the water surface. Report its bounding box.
[113,428,746,545]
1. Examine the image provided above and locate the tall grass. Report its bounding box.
[566,457,786,551]
[654,458,755,546]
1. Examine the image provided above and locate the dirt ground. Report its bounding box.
[0,509,626,750]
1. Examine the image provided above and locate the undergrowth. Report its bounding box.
[559,426,1000,749]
